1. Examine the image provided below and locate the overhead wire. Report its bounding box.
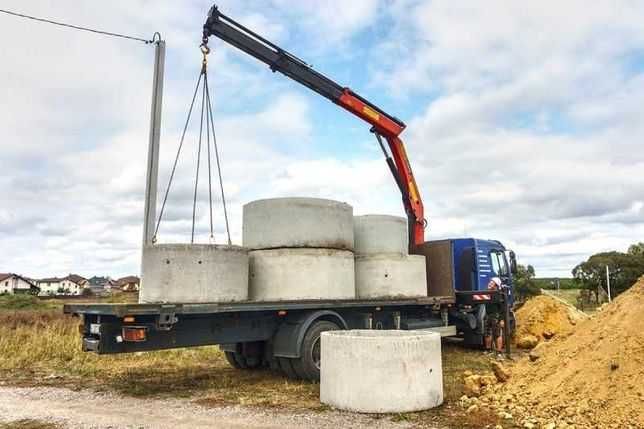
[0,8,155,44]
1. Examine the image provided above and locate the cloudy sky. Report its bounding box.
[1,1,643,279]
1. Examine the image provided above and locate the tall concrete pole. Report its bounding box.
[142,39,165,246]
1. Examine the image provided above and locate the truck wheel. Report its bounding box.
[278,357,300,379]
[232,352,249,369]
[224,351,241,369]
[244,356,263,369]
[292,320,340,381]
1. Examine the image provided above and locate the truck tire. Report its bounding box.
[292,320,340,381]
[278,357,300,379]
[225,351,264,370]
[245,356,263,369]
[224,351,241,369]
[232,352,249,369]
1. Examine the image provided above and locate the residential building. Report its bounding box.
[38,274,89,296]
[87,276,116,296]
[115,276,140,292]
[0,273,40,295]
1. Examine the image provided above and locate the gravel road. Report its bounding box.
[0,386,421,429]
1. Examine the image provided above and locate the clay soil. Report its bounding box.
[514,294,586,343]
[497,277,644,428]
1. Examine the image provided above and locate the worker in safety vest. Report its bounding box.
[484,277,505,355]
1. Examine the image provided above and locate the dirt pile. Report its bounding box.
[514,294,587,348]
[490,277,644,428]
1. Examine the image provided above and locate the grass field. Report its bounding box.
[0,297,507,428]
[542,288,600,313]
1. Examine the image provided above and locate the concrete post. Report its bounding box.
[142,39,165,246]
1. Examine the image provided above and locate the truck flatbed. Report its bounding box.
[63,295,454,318]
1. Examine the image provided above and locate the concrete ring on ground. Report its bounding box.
[355,254,427,299]
[353,215,408,256]
[320,330,443,413]
[243,197,354,250]
[249,248,355,301]
[140,244,249,303]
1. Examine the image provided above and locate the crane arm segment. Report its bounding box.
[202,5,425,247]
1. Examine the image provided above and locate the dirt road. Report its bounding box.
[0,386,421,429]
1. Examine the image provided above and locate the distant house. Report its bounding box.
[38,274,89,296]
[115,276,140,292]
[0,273,40,295]
[87,276,117,296]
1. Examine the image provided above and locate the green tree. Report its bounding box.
[514,264,539,300]
[572,245,644,301]
[628,242,644,256]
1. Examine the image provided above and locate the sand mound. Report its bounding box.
[514,294,586,344]
[494,277,644,428]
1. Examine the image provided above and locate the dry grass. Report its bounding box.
[0,310,319,409]
[0,310,503,427]
[0,420,60,429]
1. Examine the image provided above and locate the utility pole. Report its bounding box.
[142,36,165,247]
[606,265,612,302]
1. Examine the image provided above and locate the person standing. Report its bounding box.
[484,277,505,356]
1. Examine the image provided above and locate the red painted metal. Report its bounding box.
[337,90,404,137]
[337,90,425,247]
[386,135,425,247]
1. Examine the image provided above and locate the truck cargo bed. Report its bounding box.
[63,295,455,317]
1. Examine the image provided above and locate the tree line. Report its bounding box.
[572,242,644,302]
[512,242,644,302]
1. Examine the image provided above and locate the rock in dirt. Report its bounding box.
[516,334,539,349]
[463,375,482,397]
[491,361,511,382]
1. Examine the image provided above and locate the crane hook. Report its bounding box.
[200,43,210,73]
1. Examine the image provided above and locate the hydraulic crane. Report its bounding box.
[202,5,426,250]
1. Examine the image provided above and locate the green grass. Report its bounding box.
[0,295,59,311]
[543,288,600,313]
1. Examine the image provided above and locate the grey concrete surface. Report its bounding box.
[243,198,354,250]
[140,244,249,303]
[320,330,443,413]
[353,215,408,256]
[354,254,427,299]
[249,248,355,301]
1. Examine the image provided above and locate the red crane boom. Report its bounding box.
[202,5,425,249]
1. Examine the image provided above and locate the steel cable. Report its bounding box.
[204,75,232,245]
[153,72,203,241]
[191,78,207,243]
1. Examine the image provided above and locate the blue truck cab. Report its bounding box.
[416,238,517,347]
[452,238,515,304]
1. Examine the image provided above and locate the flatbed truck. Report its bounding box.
[64,6,518,382]
[65,238,515,381]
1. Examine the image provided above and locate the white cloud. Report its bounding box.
[2,0,644,280]
[270,0,381,45]
[373,1,644,276]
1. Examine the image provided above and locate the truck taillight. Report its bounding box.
[122,326,147,342]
